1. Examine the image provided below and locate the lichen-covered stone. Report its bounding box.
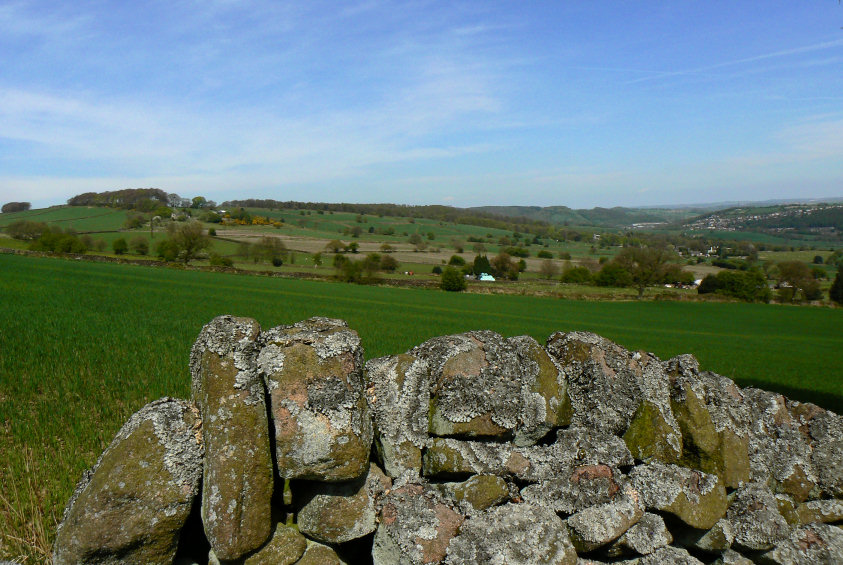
[373,480,464,565]
[423,427,632,482]
[793,499,843,525]
[259,317,372,481]
[546,332,679,448]
[743,388,819,501]
[728,483,791,552]
[776,493,801,525]
[53,398,203,565]
[710,549,754,565]
[190,315,273,560]
[52,317,843,565]
[630,462,727,530]
[554,426,635,471]
[805,407,843,498]
[510,335,573,442]
[447,474,510,511]
[673,518,734,553]
[604,512,672,557]
[365,353,430,477]
[521,465,625,515]
[667,356,750,489]
[417,332,568,446]
[296,540,347,565]
[215,523,307,565]
[697,519,735,552]
[756,523,843,564]
[297,463,391,544]
[445,503,577,565]
[623,400,681,464]
[585,547,703,564]
[634,546,704,564]
[566,485,644,553]
[208,529,345,565]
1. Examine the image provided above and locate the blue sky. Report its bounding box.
[1,1,842,209]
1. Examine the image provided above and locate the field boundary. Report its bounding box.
[5,246,838,305]
[0,247,652,298]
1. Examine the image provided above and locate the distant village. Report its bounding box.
[685,204,843,233]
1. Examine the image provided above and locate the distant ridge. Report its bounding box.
[640,196,843,210]
[469,197,843,228]
[46,188,843,231]
[467,205,701,228]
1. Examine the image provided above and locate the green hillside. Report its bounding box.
[0,206,131,232]
[470,205,703,228]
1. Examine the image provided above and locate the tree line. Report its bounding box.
[1,202,31,213]
[221,199,555,237]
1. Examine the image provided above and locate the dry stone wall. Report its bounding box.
[53,315,843,564]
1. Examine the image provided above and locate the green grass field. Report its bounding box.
[238,208,518,241]
[0,206,131,232]
[691,229,841,249]
[1,238,843,559]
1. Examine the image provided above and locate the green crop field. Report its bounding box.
[0,206,131,232]
[1,252,842,561]
[231,208,520,243]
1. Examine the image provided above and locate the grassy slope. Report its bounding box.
[0,206,130,232]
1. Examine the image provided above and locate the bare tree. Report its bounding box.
[539,259,560,280]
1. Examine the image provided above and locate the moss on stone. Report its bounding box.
[241,523,307,565]
[793,500,843,525]
[551,338,594,366]
[672,387,719,470]
[53,400,202,565]
[193,318,274,561]
[775,463,818,503]
[672,386,749,489]
[422,439,475,477]
[664,477,728,530]
[295,541,345,565]
[377,438,422,477]
[718,430,750,489]
[430,409,509,438]
[623,400,681,464]
[529,340,572,428]
[776,495,801,526]
[296,465,388,544]
[452,474,509,510]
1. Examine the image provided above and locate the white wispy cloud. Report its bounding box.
[626,38,843,85]
[0,0,522,206]
[1,3,839,208]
